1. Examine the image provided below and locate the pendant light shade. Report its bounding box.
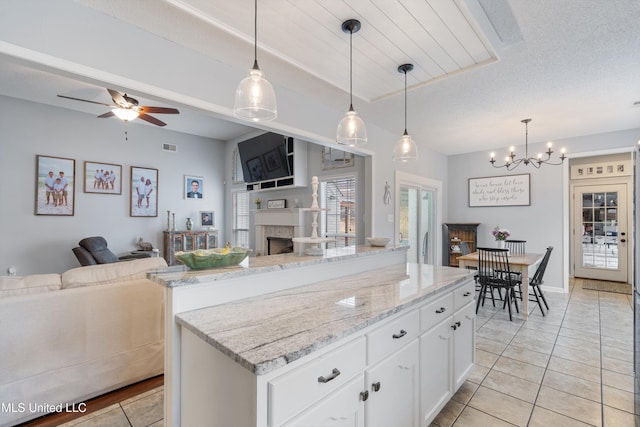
[234,0,277,122]
[337,19,367,147]
[393,64,418,162]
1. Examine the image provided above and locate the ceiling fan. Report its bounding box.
[57,88,179,126]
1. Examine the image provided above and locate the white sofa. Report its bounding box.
[0,257,167,426]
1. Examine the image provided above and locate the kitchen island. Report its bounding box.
[153,248,476,427]
[150,245,412,426]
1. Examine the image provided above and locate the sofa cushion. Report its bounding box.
[61,257,167,289]
[0,274,62,298]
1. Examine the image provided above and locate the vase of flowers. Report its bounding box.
[254,198,262,210]
[492,225,510,249]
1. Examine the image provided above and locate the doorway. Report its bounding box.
[396,172,442,266]
[573,184,628,282]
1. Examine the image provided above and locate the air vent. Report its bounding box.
[162,143,177,152]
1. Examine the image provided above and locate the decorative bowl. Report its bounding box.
[366,237,390,247]
[174,247,252,269]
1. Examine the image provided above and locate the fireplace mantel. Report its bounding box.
[254,209,305,256]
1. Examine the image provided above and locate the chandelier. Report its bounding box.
[490,119,566,170]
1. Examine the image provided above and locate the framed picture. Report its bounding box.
[200,210,214,227]
[267,199,287,209]
[468,174,530,207]
[184,175,204,199]
[263,149,282,172]
[130,166,158,217]
[246,156,266,182]
[84,161,122,194]
[35,155,75,216]
[322,146,354,170]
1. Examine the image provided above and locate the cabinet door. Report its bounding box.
[419,319,453,425]
[453,302,476,390]
[283,375,365,427]
[207,232,217,249]
[365,340,419,427]
[196,233,206,250]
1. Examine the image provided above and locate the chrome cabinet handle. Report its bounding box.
[435,307,446,314]
[463,291,471,297]
[360,390,369,401]
[318,368,341,383]
[372,381,381,392]
[392,329,407,339]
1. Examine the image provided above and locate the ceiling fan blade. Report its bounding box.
[138,113,167,126]
[57,94,115,108]
[97,111,115,118]
[139,106,180,114]
[107,88,127,106]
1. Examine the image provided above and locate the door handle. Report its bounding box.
[318,368,341,383]
[621,239,626,243]
[392,329,407,339]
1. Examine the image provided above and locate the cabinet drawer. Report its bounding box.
[268,337,366,426]
[420,293,454,332]
[453,281,475,310]
[367,309,419,366]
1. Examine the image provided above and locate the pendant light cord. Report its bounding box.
[349,28,354,111]
[403,69,408,133]
[252,0,259,70]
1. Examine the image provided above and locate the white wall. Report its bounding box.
[0,96,226,275]
[447,127,640,291]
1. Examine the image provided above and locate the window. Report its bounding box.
[232,190,250,247]
[320,175,356,248]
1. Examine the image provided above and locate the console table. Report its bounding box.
[163,230,219,265]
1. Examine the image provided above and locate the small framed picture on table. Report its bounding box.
[200,211,214,228]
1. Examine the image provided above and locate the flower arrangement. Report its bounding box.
[254,198,262,209]
[492,225,510,241]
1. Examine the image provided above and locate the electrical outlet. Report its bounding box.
[7,266,16,276]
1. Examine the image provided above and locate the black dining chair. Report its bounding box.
[505,239,526,255]
[476,247,520,321]
[527,246,553,316]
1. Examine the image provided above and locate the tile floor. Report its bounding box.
[50,278,635,427]
[431,277,635,427]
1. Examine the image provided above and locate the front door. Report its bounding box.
[574,184,628,282]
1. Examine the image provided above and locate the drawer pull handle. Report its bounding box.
[392,329,407,339]
[463,291,471,297]
[435,307,446,314]
[360,390,369,401]
[372,381,381,392]
[318,368,341,383]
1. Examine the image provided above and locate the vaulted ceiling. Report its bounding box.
[1,0,639,155]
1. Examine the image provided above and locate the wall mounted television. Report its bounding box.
[238,132,292,184]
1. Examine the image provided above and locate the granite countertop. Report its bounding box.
[176,263,474,375]
[149,244,408,288]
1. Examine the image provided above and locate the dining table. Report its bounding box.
[457,251,544,319]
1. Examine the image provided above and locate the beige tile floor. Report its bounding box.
[431,277,635,427]
[62,278,634,427]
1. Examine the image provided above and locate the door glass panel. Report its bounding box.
[581,190,618,270]
[399,186,434,265]
[399,187,418,263]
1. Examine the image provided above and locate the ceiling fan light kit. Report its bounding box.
[336,19,367,147]
[233,0,277,122]
[393,63,418,162]
[112,108,139,122]
[490,118,566,170]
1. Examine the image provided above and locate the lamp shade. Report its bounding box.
[234,68,277,122]
[337,109,367,147]
[392,132,418,162]
[112,108,139,122]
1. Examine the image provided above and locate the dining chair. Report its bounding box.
[528,246,553,316]
[476,247,520,321]
[459,241,480,288]
[505,239,526,255]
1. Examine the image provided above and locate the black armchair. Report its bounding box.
[72,236,151,266]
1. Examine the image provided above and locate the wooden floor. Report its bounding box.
[16,375,164,427]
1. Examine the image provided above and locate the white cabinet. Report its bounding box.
[283,375,365,427]
[419,320,453,423]
[366,339,419,427]
[453,302,476,390]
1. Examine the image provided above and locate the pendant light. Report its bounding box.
[393,64,418,162]
[234,0,277,122]
[336,19,367,147]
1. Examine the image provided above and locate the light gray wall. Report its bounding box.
[0,96,226,275]
[447,127,640,291]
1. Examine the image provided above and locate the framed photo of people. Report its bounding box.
[184,175,204,199]
[199,210,214,228]
[130,166,158,217]
[84,161,122,194]
[35,155,75,216]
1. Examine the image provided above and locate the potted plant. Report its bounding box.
[492,225,510,249]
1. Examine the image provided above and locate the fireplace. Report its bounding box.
[267,237,294,255]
